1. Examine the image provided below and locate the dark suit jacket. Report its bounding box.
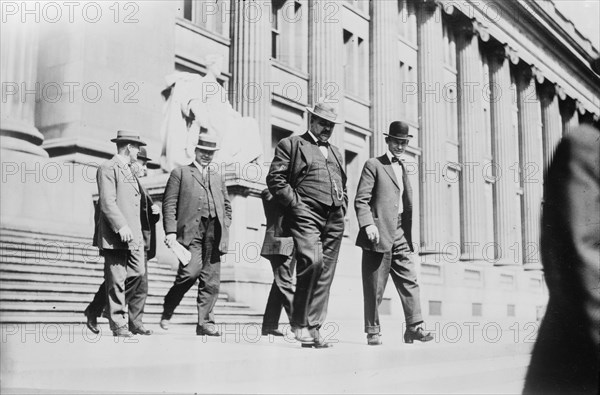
[260,188,294,258]
[354,154,414,253]
[162,163,232,254]
[94,155,144,251]
[266,132,347,236]
[524,125,600,394]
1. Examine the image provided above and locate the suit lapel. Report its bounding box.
[114,156,140,193]
[298,133,315,169]
[189,164,205,187]
[380,155,400,190]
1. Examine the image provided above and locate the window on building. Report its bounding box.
[343,29,368,99]
[398,0,417,44]
[442,22,456,69]
[180,0,229,37]
[271,126,292,158]
[271,0,308,72]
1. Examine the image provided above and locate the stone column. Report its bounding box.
[416,1,448,252]
[560,97,579,136]
[539,82,563,172]
[455,20,487,260]
[516,65,544,270]
[308,0,345,148]
[370,0,400,156]
[488,44,520,266]
[0,21,47,157]
[230,0,272,160]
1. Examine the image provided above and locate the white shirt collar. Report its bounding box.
[115,154,131,167]
[386,151,402,164]
[307,131,320,144]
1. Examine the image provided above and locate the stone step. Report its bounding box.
[0,270,182,288]
[0,227,94,244]
[0,259,176,277]
[0,291,247,309]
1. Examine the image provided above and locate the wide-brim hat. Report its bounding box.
[137,146,151,161]
[383,121,413,140]
[306,100,342,124]
[195,132,219,151]
[111,130,146,146]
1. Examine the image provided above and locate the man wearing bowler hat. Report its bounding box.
[95,130,148,337]
[355,121,433,346]
[267,98,347,348]
[86,146,159,335]
[160,132,231,336]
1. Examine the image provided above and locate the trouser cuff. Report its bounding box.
[365,325,380,334]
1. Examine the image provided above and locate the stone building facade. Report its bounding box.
[1,0,599,326]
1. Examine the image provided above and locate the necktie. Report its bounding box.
[316,140,329,147]
[391,156,399,163]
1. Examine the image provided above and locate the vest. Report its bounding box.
[198,171,216,219]
[297,144,344,207]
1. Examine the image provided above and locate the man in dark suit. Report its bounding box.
[267,99,347,348]
[355,121,433,346]
[85,147,160,335]
[160,132,232,336]
[94,130,147,337]
[260,188,295,337]
[523,124,599,394]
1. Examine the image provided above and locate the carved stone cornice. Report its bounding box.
[531,66,545,84]
[490,43,520,65]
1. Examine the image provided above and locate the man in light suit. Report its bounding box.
[355,121,432,346]
[160,132,232,336]
[260,188,295,337]
[94,130,147,337]
[523,124,599,394]
[85,147,160,335]
[267,99,347,348]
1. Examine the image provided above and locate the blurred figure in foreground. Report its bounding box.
[523,124,599,394]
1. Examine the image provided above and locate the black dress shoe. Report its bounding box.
[294,327,314,344]
[196,325,221,336]
[112,327,134,337]
[404,326,433,343]
[84,308,99,334]
[301,338,333,349]
[262,328,284,336]
[130,326,153,336]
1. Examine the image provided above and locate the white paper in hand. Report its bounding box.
[169,241,192,266]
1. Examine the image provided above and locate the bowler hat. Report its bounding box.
[137,146,151,162]
[110,130,146,146]
[306,99,342,124]
[383,121,413,140]
[195,132,219,151]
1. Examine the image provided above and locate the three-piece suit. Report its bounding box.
[161,163,231,329]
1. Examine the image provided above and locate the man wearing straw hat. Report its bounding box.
[160,132,232,336]
[355,121,433,346]
[267,98,347,348]
[95,130,148,337]
[85,146,159,336]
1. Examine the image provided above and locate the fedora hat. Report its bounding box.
[110,130,146,146]
[306,99,342,124]
[195,132,219,151]
[383,121,413,140]
[137,146,151,162]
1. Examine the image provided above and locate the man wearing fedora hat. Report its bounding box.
[160,132,231,336]
[355,121,433,346]
[85,146,160,335]
[94,130,149,337]
[267,99,347,348]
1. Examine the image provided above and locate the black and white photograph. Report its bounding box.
[1,0,599,393]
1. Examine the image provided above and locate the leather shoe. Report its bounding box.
[159,319,170,330]
[196,325,221,336]
[262,328,284,336]
[301,337,333,349]
[294,327,314,344]
[112,327,134,337]
[367,333,382,346]
[84,307,99,334]
[404,326,433,343]
[130,326,153,336]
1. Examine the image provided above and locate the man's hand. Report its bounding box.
[118,226,134,243]
[164,233,176,248]
[151,204,160,215]
[365,224,379,245]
